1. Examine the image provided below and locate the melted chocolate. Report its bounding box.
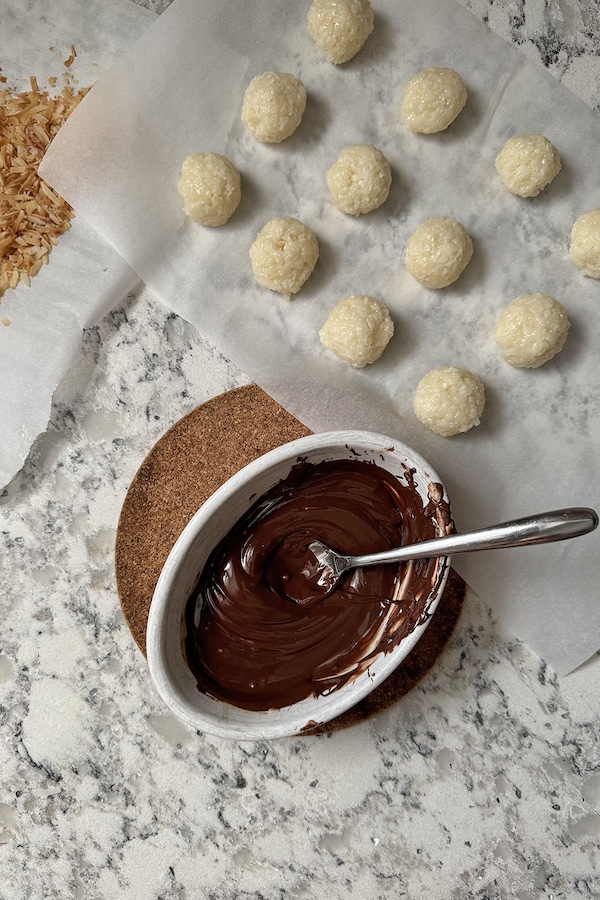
[184,458,451,711]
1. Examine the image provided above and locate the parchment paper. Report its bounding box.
[40,0,600,675]
[0,0,154,488]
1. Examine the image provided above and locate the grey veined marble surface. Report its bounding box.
[1,1,600,898]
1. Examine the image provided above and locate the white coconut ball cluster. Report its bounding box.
[495,134,561,198]
[307,0,374,65]
[493,293,569,369]
[413,366,485,437]
[319,295,394,367]
[178,153,241,227]
[326,144,392,216]
[569,209,600,279]
[249,217,319,298]
[177,12,579,442]
[405,216,473,289]
[400,67,468,134]
[241,71,307,144]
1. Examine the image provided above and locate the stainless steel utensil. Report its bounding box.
[305,507,598,601]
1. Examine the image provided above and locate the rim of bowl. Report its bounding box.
[146,429,451,740]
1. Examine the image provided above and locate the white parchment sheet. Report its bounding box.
[0,0,154,488]
[41,0,600,674]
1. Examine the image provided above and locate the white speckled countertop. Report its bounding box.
[1,1,600,898]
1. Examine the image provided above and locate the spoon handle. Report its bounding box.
[351,507,599,568]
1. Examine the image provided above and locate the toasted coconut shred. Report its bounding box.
[0,76,89,297]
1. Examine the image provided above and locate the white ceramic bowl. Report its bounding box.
[146,430,451,740]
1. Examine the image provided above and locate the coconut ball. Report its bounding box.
[249,217,319,297]
[319,295,394,367]
[569,209,600,279]
[178,153,241,226]
[495,134,561,198]
[413,366,485,437]
[326,144,392,216]
[400,67,467,134]
[405,217,473,289]
[493,293,569,369]
[241,71,306,143]
[307,0,374,64]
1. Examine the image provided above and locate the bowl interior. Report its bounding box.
[146,430,451,740]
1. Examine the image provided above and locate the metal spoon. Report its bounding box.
[306,507,598,601]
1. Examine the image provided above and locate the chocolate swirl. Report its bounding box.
[184,458,450,711]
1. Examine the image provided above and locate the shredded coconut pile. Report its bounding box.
[0,76,88,297]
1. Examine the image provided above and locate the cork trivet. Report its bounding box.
[115,383,465,733]
[115,384,310,653]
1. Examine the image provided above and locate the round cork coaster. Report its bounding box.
[115,383,466,733]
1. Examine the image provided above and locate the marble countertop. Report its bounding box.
[1,1,600,898]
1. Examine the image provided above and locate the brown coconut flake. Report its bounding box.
[0,80,89,298]
[64,46,77,68]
